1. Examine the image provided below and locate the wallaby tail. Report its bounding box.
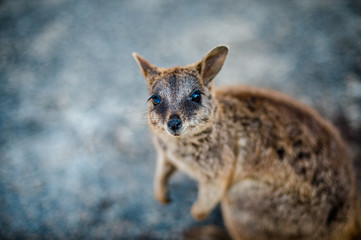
[184,225,232,240]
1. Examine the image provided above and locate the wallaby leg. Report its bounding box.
[191,145,235,221]
[221,180,326,240]
[154,150,176,204]
[191,178,228,220]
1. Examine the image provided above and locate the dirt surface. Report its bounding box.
[1,0,360,239]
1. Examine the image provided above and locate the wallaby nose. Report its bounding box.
[167,115,182,133]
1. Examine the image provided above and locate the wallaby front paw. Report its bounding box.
[155,191,171,204]
[191,203,210,221]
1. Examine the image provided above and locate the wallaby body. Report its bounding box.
[133,46,361,240]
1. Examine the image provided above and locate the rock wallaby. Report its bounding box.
[133,45,361,240]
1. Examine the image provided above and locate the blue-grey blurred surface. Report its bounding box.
[1,0,361,239]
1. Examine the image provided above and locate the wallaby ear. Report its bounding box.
[132,52,159,79]
[197,45,228,85]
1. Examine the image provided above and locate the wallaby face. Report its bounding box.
[145,68,213,137]
[133,46,361,240]
[133,46,227,137]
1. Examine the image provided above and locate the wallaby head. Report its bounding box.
[133,46,228,137]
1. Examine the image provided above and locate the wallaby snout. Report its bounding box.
[167,114,183,136]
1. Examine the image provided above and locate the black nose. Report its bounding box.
[167,115,182,133]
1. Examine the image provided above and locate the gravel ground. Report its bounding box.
[1,0,361,239]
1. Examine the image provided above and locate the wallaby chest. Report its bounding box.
[160,120,239,180]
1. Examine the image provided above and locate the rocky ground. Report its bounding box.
[1,0,360,239]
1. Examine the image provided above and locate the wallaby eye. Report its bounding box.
[190,90,203,103]
[148,95,162,106]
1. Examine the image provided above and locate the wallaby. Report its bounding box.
[133,45,361,240]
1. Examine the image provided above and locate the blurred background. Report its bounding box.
[1,0,361,239]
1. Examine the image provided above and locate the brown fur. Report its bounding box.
[133,46,361,240]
